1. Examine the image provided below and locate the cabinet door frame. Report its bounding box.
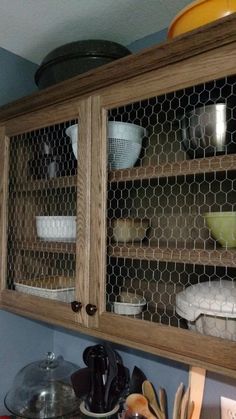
[0,97,94,328]
[90,40,236,376]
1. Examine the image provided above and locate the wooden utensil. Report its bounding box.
[180,386,190,419]
[142,380,163,419]
[187,401,195,419]
[159,387,167,419]
[188,367,206,419]
[173,382,184,419]
[126,393,157,419]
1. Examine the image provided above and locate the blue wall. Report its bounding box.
[127,29,168,52]
[0,47,50,415]
[0,34,236,419]
[0,311,53,415]
[0,47,38,106]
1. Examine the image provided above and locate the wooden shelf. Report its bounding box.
[108,243,236,267]
[16,240,76,254]
[10,154,236,192]
[13,175,77,192]
[108,154,236,183]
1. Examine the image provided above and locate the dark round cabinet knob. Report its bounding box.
[71,301,82,312]
[86,304,97,316]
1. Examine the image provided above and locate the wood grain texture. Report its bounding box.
[17,240,76,254]
[0,13,236,121]
[9,153,236,194]
[100,42,236,110]
[109,155,236,183]
[108,244,236,267]
[14,175,77,192]
[1,289,78,324]
[75,98,92,327]
[89,96,108,327]
[0,128,8,294]
[98,312,236,377]
[5,97,84,137]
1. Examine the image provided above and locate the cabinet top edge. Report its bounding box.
[1,12,236,122]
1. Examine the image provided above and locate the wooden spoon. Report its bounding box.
[142,380,163,419]
[187,401,194,419]
[126,393,157,419]
[159,387,167,419]
[180,386,190,419]
[173,382,184,419]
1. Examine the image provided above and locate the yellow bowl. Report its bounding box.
[168,0,236,39]
[204,211,236,248]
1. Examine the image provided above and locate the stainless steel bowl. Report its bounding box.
[181,103,236,158]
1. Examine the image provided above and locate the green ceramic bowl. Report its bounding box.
[204,212,236,248]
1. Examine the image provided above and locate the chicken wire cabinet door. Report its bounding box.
[1,99,93,328]
[91,72,236,373]
[106,76,236,327]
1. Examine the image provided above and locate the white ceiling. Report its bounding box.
[0,0,193,64]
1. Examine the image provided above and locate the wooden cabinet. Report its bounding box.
[0,99,96,329]
[1,14,236,377]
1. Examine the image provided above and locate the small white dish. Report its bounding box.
[36,216,76,242]
[80,401,119,418]
[113,292,146,315]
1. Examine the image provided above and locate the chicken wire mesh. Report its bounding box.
[106,75,236,341]
[7,119,78,303]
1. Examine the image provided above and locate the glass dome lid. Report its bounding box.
[5,352,80,418]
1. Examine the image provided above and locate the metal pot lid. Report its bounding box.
[5,352,80,418]
[176,280,236,321]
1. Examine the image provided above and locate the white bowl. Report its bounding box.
[36,216,76,242]
[113,292,146,315]
[65,124,78,159]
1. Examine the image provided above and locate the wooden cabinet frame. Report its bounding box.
[0,14,236,377]
[0,98,94,329]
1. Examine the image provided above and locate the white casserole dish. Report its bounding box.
[176,280,236,340]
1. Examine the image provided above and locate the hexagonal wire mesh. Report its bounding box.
[7,119,78,303]
[106,75,236,341]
